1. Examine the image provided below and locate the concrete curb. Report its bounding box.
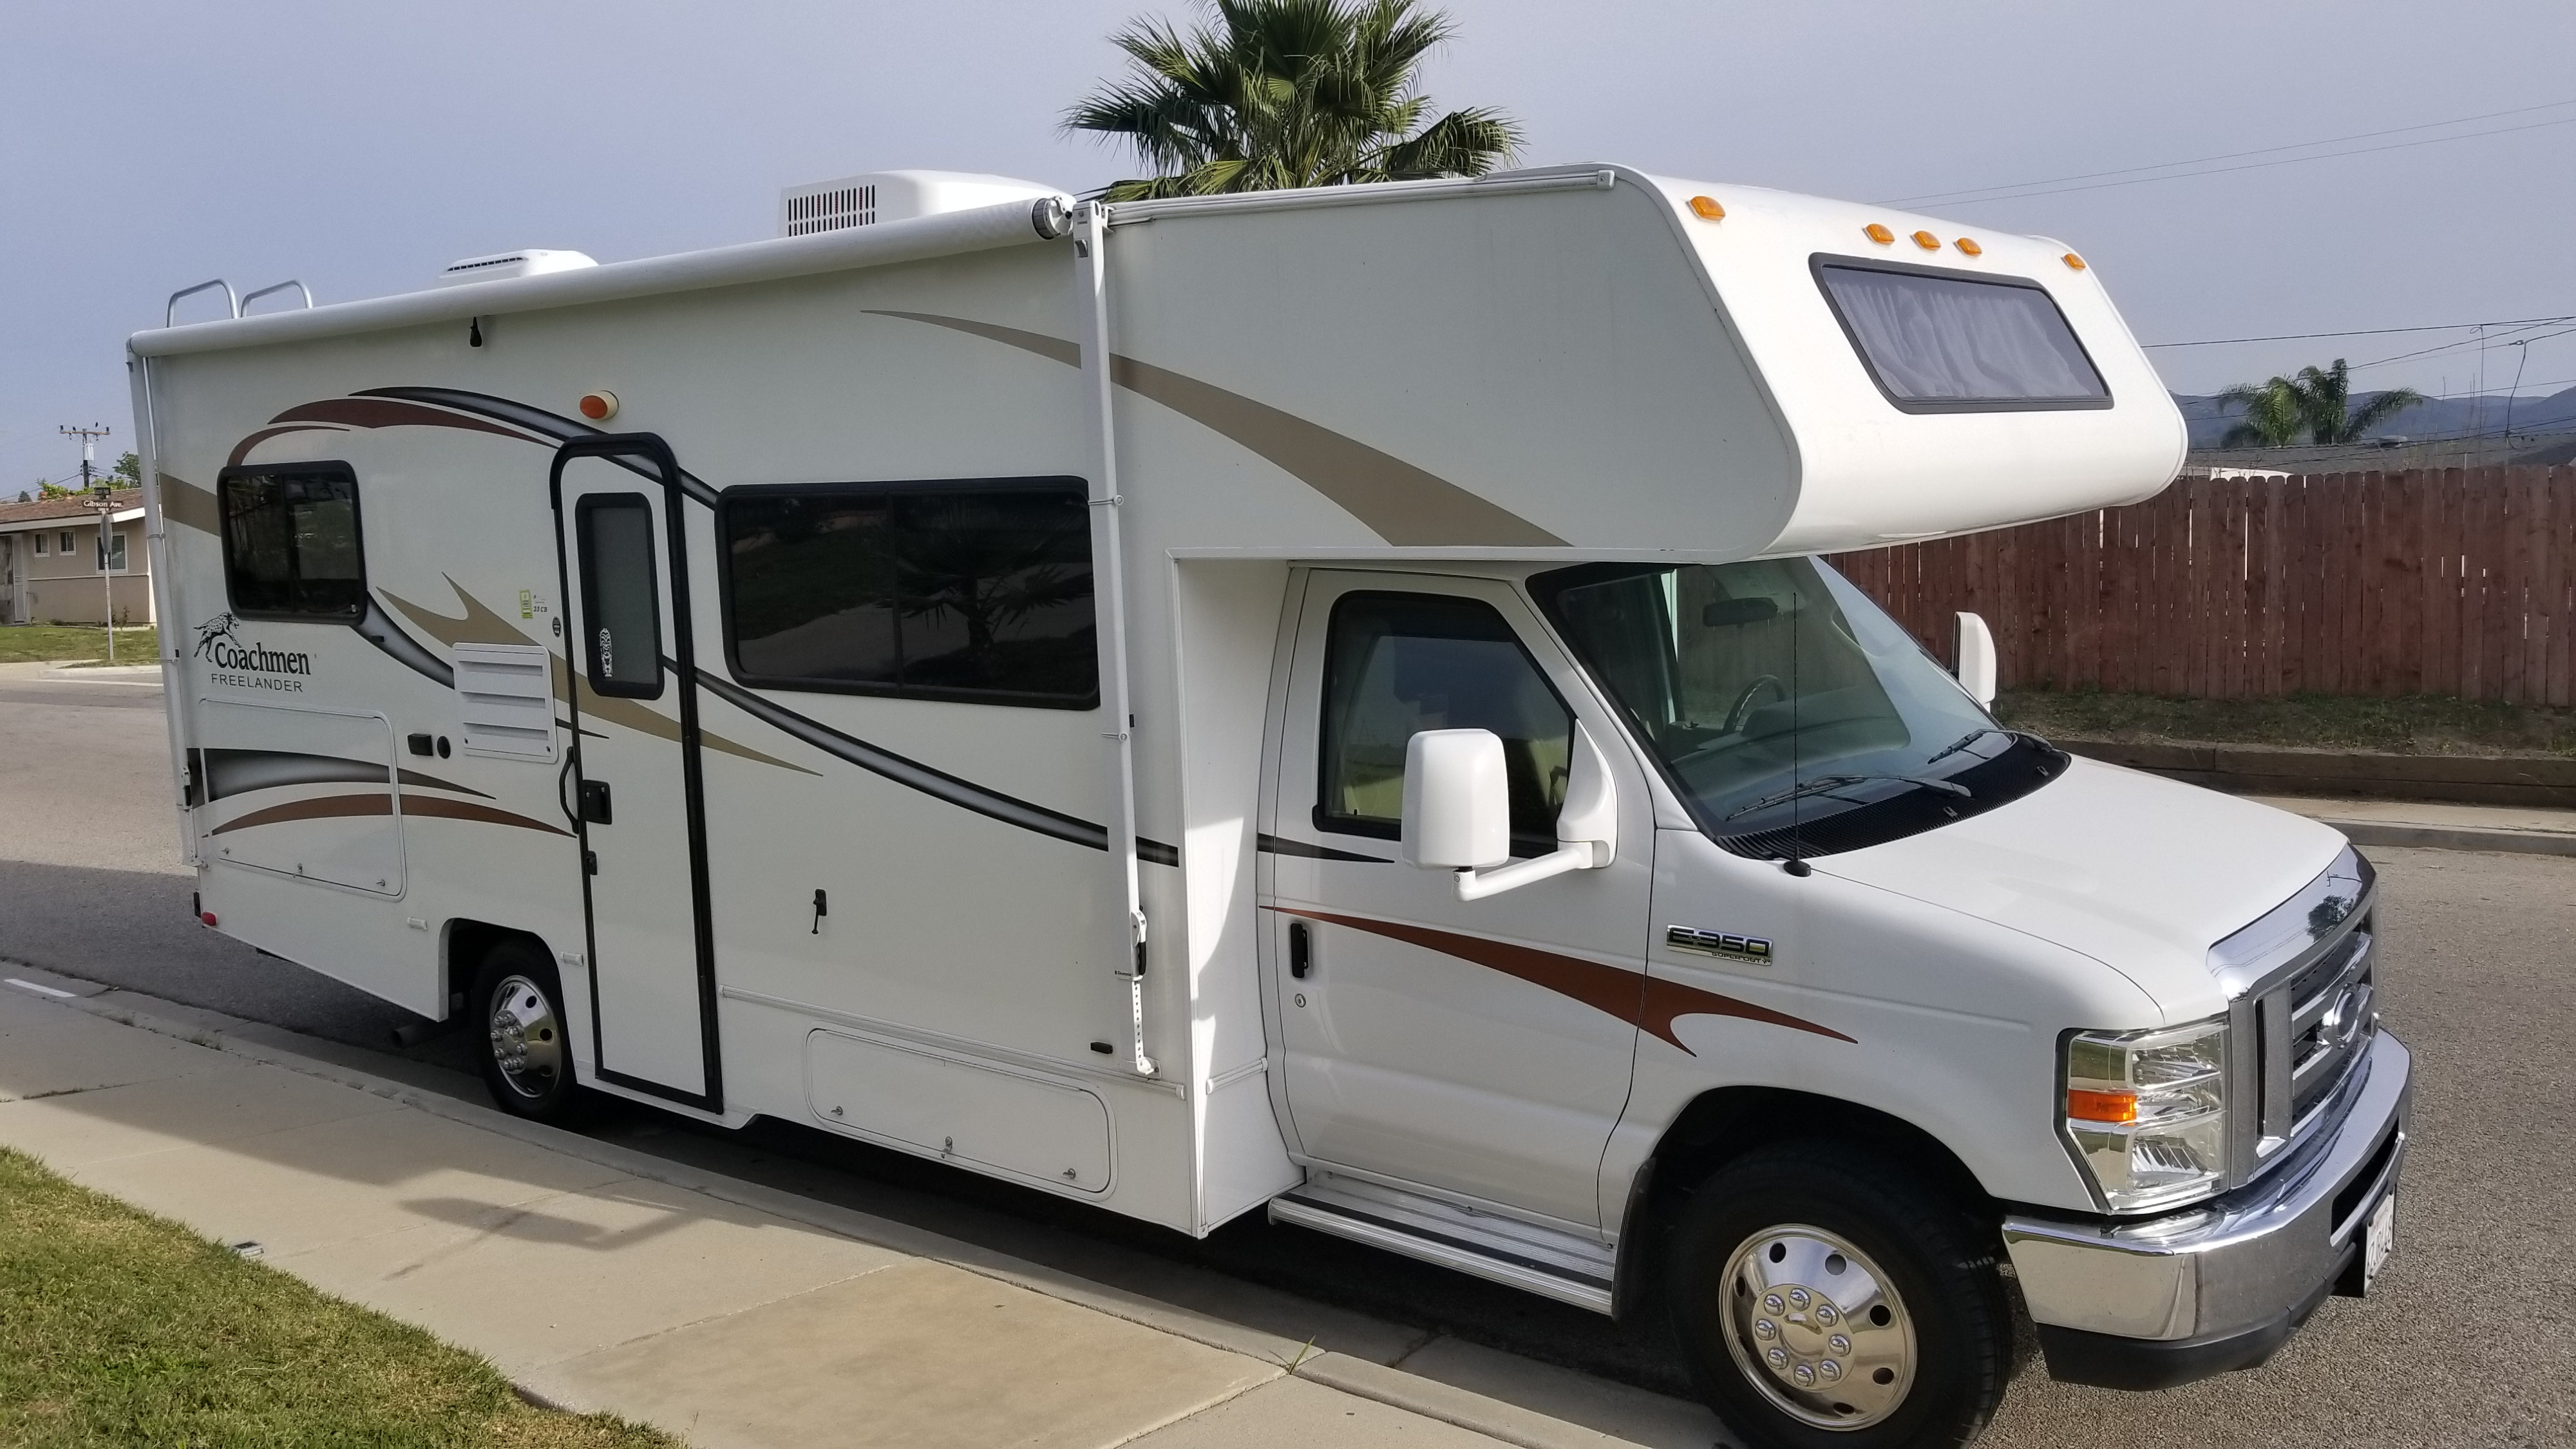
[21,976,1631,1449]
[2319,819,2576,858]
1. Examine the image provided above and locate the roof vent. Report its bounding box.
[777,171,1063,238]
[433,249,599,287]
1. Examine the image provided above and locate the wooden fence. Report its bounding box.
[1827,467,2576,706]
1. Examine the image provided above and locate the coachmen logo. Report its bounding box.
[194,613,316,692]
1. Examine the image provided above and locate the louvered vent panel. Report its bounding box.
[783,184,876,237]
[453,642,558,762]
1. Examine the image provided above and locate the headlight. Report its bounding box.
[2063,1016,2228,1213]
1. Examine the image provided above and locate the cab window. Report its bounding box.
[1317,591,1571,848]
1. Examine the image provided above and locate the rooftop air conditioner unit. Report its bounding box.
[778,170,1063,238]
[432,249,599,287]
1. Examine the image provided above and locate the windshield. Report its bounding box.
[1531,558,2065,858]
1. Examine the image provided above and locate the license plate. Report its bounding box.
[2363,1193,2396,1290]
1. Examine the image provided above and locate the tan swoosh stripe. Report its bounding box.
[866,310,1566,548]
[158,473,221,535]
[211,791,571,837]
[380,581,815,775]
[1273,905,1853,1050]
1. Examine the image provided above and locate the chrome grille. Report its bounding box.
[2210,845,2378,1188]
[2279,927,2374,1124]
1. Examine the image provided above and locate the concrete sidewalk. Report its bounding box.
[0,976,1680,1449]
[2255,794,2576,857]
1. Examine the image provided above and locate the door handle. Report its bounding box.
[1288,921,1312,979]
[578,780,613,824]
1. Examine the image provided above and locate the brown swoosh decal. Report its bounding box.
[867,311,1566,548]
[157,473,221,535]
[211,792,570,837]
[380,580,816,776]
[1274,907,1853,1050]
[270,397,542,442]
[229,424,348,468]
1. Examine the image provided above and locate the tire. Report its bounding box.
[1665,1142,2009,1449]
[471,940,586,1123]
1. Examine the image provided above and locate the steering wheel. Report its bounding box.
[1721,675,1789,734]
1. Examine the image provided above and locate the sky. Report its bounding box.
[6,0,2573,491]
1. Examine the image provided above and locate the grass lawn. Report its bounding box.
[1996,688,2576,757]
[0,1147,677,1448]
[0,625,158,665]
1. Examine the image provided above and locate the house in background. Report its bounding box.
[0,488,153,626]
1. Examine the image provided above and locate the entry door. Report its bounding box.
[551,435,721,1109]
[1264,572,1654,1229]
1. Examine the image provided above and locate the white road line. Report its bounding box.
[5,978,77,998]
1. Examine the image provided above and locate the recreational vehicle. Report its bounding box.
[128,165,2407,1447]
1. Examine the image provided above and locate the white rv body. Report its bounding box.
[131,165,2406,1425]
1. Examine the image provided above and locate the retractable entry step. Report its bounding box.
[1267,1171,1616,1312]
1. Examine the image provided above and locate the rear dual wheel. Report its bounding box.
[1668,1144,2010,1449]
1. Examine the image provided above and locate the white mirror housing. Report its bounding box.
[1401,729,1511,870]
[1954,611,1998,708]
[1445,722,1622,902]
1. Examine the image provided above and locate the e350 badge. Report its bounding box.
[1665,925,1774,963]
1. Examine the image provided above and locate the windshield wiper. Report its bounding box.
[1725,772,1971,822]
[1923,726,2038,766]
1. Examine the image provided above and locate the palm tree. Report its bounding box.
[2217,359,2424,447]
[1066,0,1521,202]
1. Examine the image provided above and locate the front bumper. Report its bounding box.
[2002,1030,2411,1390]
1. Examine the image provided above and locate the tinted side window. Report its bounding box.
[575,494,665,699]
[219,466,366,619]
[721,480,1097,709]
[1318,591,1572,846]
[1815,258,2109,411]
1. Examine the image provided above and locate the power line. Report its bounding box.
[2345,321,2576,374]
[2145,314,2576,348]
[1879,100,2576,208]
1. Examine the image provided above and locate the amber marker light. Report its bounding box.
[578,390,620,421]
[2063,252,2087,270]
[1911,230,1940,250]
[1689,195,1725,221]
[1864,223,1894,245]
[1955,237,1983,256]
[2067,1088,2139,1124]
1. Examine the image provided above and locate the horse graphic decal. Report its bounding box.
[193,613,242,661]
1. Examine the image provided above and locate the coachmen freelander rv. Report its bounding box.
[129,164,2407,1448]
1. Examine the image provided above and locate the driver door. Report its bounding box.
[1261,571,1656,1230]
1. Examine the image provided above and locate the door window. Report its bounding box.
[1316,591,1572,848]
[575,494,665,699]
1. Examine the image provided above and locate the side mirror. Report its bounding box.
[1403,723,1621,901]
[1401,729,1511,870]
[1953,611,1998,708]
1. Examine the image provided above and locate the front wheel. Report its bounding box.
[1666,1143,2010,1449]
[471,941,586,1123]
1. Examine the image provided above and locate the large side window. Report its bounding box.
[1814,257,2110,412]
[574,494,666,699]
[218,464,367,620]
[1317,591,1572,846]
[720,478,1097,709]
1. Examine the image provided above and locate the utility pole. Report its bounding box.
[60,424,115,661]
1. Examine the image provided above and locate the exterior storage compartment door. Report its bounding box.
[806,1030,1112,1193]
[196,698,406,896]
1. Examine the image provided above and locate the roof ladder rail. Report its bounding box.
[242,279,314,313]
[166,279,239,328]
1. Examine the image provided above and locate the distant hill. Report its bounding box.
[2172,384,2576,452]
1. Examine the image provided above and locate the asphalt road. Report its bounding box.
[5,661,2569,1448]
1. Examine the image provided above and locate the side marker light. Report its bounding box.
[2067,1088,2139,1124]
[1955,237,1982,256]
[1689,195,1725,221]
[2063,252,2087,270]
[1911,230,1940,251]
[200,911,220,927]
[1864,223,1894,245]
[578,390,619,421]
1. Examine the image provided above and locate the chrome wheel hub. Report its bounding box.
[486,974,562,1099]
[1719,1224,1915,1430]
